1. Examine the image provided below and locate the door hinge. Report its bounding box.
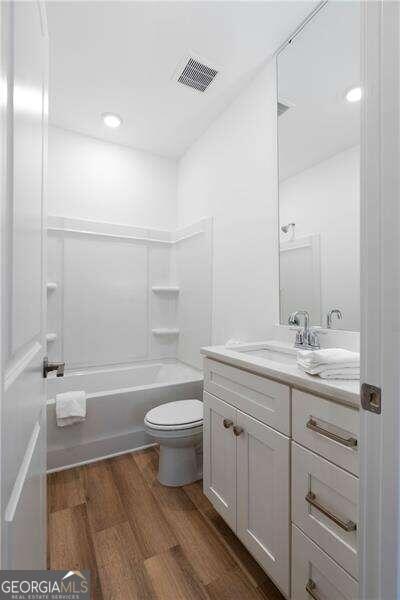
[361,383,381,414]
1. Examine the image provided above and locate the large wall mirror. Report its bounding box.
[277,1,360,331]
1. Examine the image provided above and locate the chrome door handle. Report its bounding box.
[305,579,320,600]
[306,418,357,448]
[233,425,244,436]
[43,357,65,378]
[223,419,233,429]
[306,492,357,532]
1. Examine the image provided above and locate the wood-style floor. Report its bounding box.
[47,447,285,600]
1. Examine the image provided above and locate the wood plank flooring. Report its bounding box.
[48,447,285,600]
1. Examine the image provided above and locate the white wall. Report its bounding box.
[177,60,279,345]
[279,145,360,331]
[48,126,178,229]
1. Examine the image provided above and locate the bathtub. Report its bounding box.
[47,360,203,471]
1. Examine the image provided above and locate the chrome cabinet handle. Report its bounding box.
[306,492,357,532]
[233,425,244,436]
[223,419,233,429]
[306,418,357,448]
[305,579,320,600]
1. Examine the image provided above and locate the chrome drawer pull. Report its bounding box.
[306,492,357,532]
[223,419,233,429]
[306,418,357,448]
[306,579,320,600]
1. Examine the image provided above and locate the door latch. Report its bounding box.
[361,383,381,414]
[43,357,65,378]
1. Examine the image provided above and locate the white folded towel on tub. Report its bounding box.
[56,391,86,427]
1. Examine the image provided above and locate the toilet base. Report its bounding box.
[158,443,202,487]
[145,420,203,488]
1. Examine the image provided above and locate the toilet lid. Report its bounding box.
[145,399,203,429]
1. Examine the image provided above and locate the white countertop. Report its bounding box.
[201,342,360,408]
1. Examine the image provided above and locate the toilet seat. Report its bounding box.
[145,399,203,431]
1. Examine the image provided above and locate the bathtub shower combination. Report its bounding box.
[47,361,203,471]
[46,216,212,472]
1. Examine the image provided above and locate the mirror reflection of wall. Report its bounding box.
[277,1,360,332]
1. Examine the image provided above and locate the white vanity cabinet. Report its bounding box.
[203,359,291,597]
[203,356,360,600]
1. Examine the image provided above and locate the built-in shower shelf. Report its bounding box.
[46,282,58,291]
[46,333,58,343]
[152,286,180,293]
[152,328,180,336]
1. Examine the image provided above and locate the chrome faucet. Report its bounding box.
[326,308,343,329]
[288,310,320,350]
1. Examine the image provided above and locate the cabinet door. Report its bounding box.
[203,391,237,531]
[236,410,290,597]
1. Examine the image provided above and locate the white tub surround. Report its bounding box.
[47,215,212,371]
[201,341,359,407]
[47,360,202,471]
[202,342,360,598]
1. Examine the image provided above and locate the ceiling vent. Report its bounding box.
[176,56,218,93]
[278,100,291,117]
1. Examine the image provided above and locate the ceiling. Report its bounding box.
[47,1,316,158]
[278,1,361,180]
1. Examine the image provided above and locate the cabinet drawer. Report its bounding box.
[292,389,359,475]
[204,359,290,435]
[292,525,358,600]
[292,442,358,579]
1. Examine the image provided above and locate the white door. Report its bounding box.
[236,410,290,598]
[203,392,237,531]
[359,1,400,599]
[0,1,49,568]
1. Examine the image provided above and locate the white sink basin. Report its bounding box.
[231,341,297,366]
[241,348,296,365]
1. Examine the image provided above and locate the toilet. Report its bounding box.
[144,399,203,487]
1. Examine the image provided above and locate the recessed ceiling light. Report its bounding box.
[346,86,362,103]
[102,112,122,128]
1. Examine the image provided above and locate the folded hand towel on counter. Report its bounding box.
[297,348,360,380]
[297,360,360,375]
[297,348,360,368]
[318,368,360,380]
[56,391,86,427]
